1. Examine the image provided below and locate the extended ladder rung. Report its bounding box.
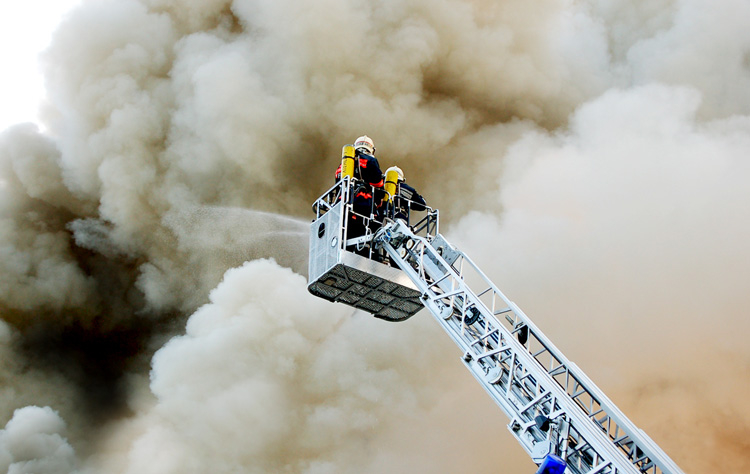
[521,390,552,413]
[567,440,594,457]
[549,365,568,377]
[435,287,465,300]
[427,272,451,290]
[613,435,630,446]
[476,345,512,361]
[532,347,549,358]
[477,286,493,297]
[585,461,612,474]
[571,385,588,399]
[470,328,500,345]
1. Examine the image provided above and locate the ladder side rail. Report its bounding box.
[376,227,639,474]
[407,207,440,240]
[457,258,674,474]
[423,236,681,474]
[311,179,350,258]
[496,292,681,474]
[419,254,635,474]
[391,240,631,473]
[312,178,355,257]
[313,178,357,218]
[375,221,683,474]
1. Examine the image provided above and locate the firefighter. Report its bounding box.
[352,135,384,219]
[336,135,385,247]
[385,166,426,225]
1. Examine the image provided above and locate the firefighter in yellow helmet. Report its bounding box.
[384,166,426,224]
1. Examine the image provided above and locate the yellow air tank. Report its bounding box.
[383,166,402,203]
[341,145,355,180]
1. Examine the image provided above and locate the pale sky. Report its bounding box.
[0,0,82,132]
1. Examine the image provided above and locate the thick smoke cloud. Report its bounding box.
[451,83,750,471]
[85,260,493,473]
[1,0,749,472]
[0,406,77,474]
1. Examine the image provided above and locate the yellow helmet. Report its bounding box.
[354,135,375,155]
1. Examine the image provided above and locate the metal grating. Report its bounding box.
[308,263,424,322]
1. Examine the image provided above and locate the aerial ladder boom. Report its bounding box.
[308,178,685,474]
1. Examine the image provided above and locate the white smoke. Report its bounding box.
[0,406,77,474]
[450,83,750,470]
[84,260,503,473]
[0,0,749,472]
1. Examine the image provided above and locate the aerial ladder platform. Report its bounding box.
[308,164,685,474]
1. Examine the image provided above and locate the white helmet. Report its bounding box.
[354,135,375,155]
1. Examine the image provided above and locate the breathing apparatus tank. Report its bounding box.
[383,166,401,204]
[341,144,355,180]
